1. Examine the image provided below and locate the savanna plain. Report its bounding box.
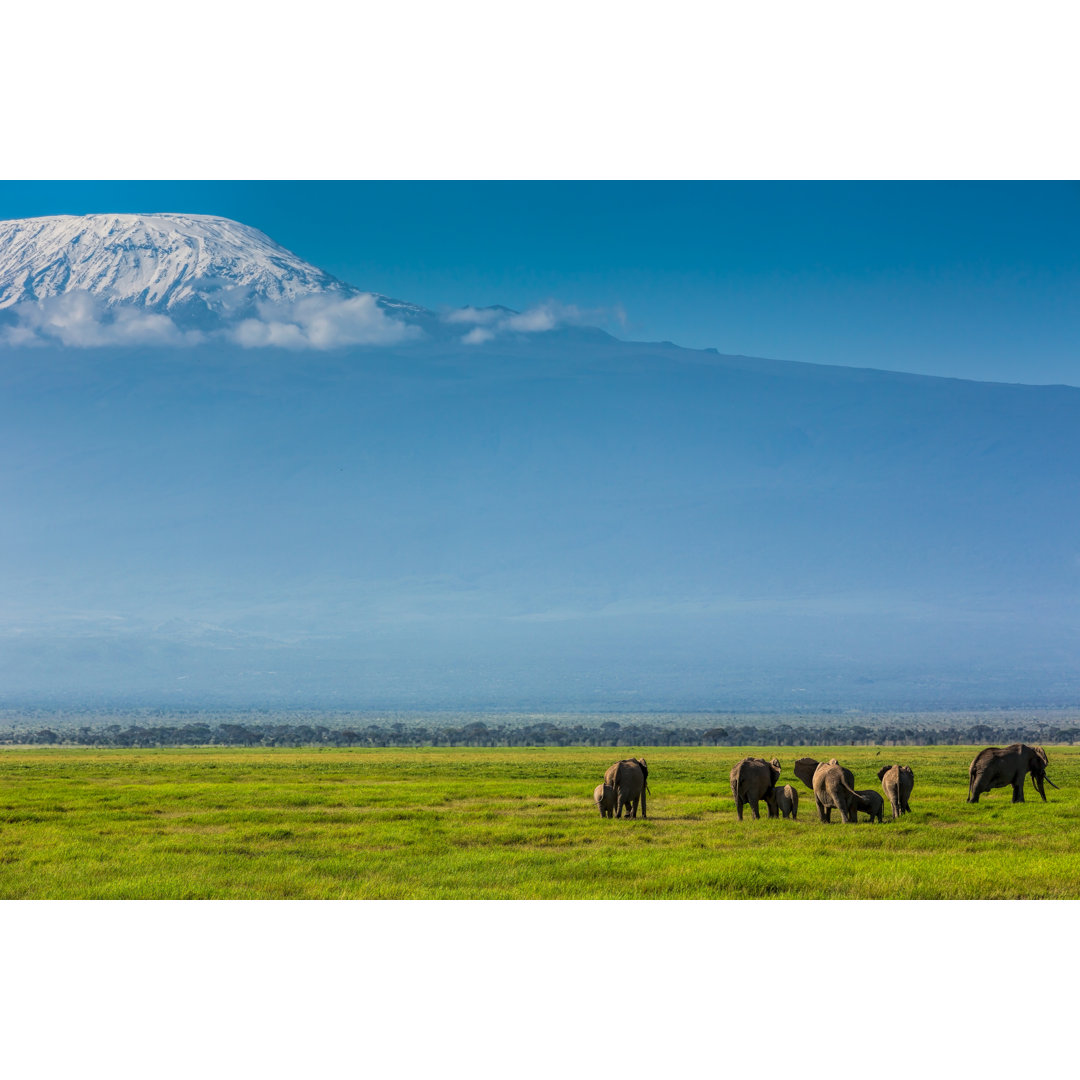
[1,745,1077,899]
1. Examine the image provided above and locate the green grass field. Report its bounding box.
[1,745,1077,898]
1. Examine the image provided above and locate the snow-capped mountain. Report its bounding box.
[0,212,607,348]
[0,213,428,331]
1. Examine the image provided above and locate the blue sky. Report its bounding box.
[1,181,1077,385]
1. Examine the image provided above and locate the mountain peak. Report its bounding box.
[0,212,426,331]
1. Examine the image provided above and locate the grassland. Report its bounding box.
[1,745,1078,899]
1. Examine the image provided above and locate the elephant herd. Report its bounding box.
[593,744,1059,822]
[729,755,912,823]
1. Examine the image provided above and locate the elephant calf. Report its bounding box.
[774,783,799,820]
[593,783,616,818]
[855,789,884,823]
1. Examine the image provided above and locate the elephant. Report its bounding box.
[604,758,649,818]
[773,783,799,820]
[804,760,870,824]
[967,744,1058,803]
[877,764,914,818]
[855,788,885,823]
[729,756,781,820]
[593,783,616,818]
[794,756,855,792]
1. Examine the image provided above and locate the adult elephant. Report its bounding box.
[604,758,649,818]
[967,744,1058,803]
[799,758,868,824]
[729,756,781,820]
[794,757,855,792]
[877,764,914,818]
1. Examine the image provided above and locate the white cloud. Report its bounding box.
[442,300,612,344]
[505,306,559,332]
[0,291,421,350]
[228,294,423,350]
[0,293,204,347]
[462,326,496,345]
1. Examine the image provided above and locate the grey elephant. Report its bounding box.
[877,764,914,818]
[794,756,855,792]
[593,782,616,818]
[604,758,649,818]
[799,759,869,824]
[729,756,780,820]
[773,783,799,820]
[968,744,1058,803]
[855,788,884,823]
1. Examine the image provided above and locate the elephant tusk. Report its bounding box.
[1044,775,1060,790]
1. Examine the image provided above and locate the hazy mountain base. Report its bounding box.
[3,709,1079,747]
[3,340,1080,710]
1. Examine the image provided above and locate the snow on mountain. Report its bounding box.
[0,213,593,349]
[0,213,429,344]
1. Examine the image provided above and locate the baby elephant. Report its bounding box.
[773,783,799,820]
[593,783,616,818]
[855,789,885,823]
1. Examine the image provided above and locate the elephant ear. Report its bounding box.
[1034,746,1048,766]
[793,758,818,789]
[769,761,781,785]
[876,766,890,782]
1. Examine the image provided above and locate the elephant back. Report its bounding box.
[606,758,645,797]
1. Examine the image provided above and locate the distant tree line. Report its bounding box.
[3,717,1079,748]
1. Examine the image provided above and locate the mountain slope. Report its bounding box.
[1,336,1078,709]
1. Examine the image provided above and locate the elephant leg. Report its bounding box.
[816,799,827,823]
[749,800,760,820]
[736,799,744,821]
[1012,780,1025,803]
[615,793,624,818]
